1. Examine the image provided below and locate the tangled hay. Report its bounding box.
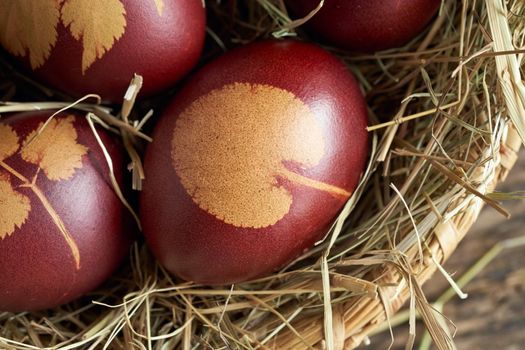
[1,0,525,349]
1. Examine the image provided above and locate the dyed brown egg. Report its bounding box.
[0,0,205,102]
[285,0,441,51]
[141,40,368,284]
[0,111,132,312]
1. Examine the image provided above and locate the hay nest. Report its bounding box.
[1,0,525,349]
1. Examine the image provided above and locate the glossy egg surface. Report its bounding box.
[0,0,206,102]
[141,40,368,284]
[0,111,132,311]
[286,0,441,51]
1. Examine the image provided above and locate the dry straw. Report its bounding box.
[1,0,525,349]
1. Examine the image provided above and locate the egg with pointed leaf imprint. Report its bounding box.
[140,40,369,284]
[0,0,205,102]
[0,111,133,312]
[285,0,441,51]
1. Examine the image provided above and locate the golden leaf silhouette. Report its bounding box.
[172,83,351,229]
[0,124,20,162]
[0,0,60,69]
[21,116,88,181]
[0,173,31,240]
[61,0,126,74]
[154,0,164,16]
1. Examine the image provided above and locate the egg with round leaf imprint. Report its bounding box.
[0,111,133,312]
[0,0,205,102]
[285,0,441,51]
[141,40,369,284]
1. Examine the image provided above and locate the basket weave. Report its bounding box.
[1,0,524,349]
[272,127,521,349]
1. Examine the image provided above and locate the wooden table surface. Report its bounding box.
[362,150,525,350]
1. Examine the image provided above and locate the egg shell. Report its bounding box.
[0,111,133,312]
[285,0,441,51]
[0,0,205,102]
[140,40,369,284]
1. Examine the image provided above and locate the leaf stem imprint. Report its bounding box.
[276,168,352,199]
[0,162,81,269]
[0,160,28,183]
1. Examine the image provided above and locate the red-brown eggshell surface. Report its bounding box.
[285,0,441,51]
[0,112,132,312]
[0,0,205,102]
[141,40,369,284]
